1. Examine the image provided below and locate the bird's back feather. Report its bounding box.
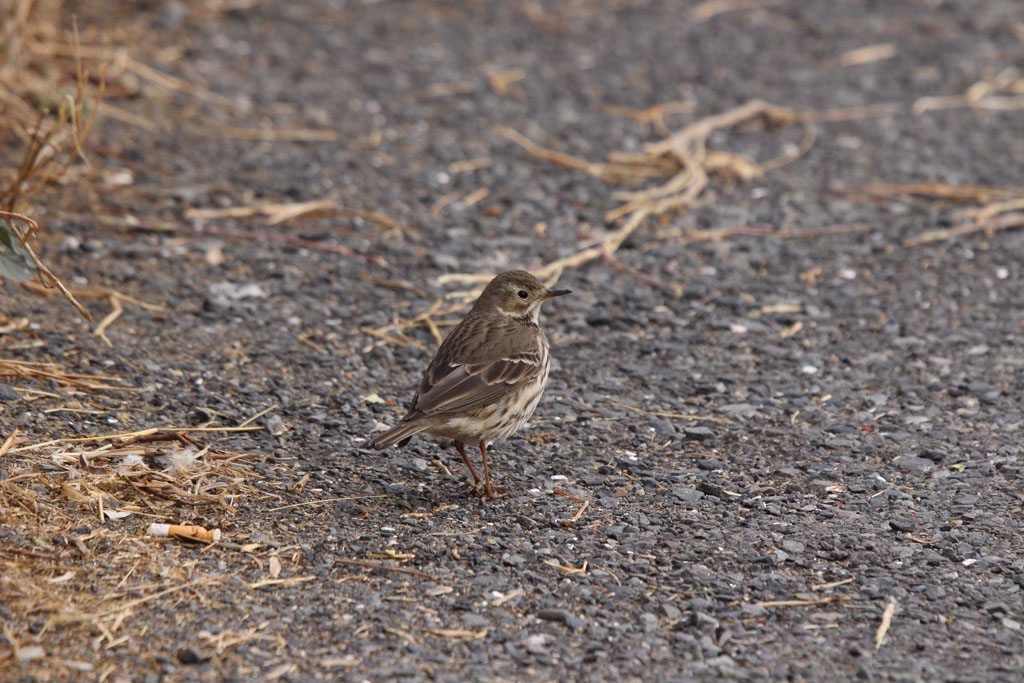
[407,311,546,420]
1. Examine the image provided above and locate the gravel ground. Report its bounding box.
[4,0,1024,680]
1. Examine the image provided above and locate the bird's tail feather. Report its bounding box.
[365,421,428,449]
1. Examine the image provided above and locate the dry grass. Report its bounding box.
[840,181,1024,246]
[0,0,256,320]
[913,67,1024,114]
[0,356,134,395]
[496,99,816,288]
[362,99,819,346]
[0,2,102,212]
[0,0,105,320]
[0,11,308,672]
[0,343,278,676]
[1,424,270,677]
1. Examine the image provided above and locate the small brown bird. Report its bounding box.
[366,270,570,498]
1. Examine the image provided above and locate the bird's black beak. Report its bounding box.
[543,289,571,299]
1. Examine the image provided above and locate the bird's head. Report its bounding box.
[473,270,570,321]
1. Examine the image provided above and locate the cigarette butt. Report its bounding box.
[147,523,221,543]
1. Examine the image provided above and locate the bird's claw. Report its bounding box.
[468,480,507,500]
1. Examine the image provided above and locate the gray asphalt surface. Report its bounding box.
[5,0,1024,680]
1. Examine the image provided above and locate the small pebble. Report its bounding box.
[15,646,45,662]
[537,609,572,624]
[177,647,206,665]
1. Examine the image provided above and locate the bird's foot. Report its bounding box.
[468,480,507,500]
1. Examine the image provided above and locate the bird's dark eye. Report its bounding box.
[517,290,529,299]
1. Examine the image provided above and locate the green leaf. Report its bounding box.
[0,219,37,282]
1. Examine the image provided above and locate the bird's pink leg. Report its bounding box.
[479,441,506,499]
[454,441,481,485]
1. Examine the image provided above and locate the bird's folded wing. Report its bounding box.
[413,351,542,416]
